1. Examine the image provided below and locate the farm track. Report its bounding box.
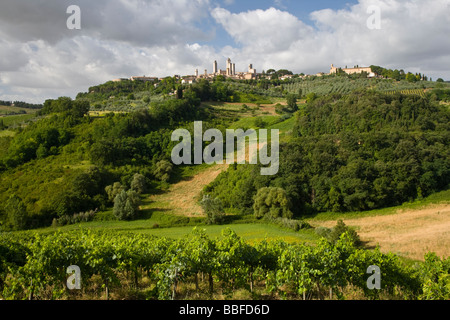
[148,164,229,217]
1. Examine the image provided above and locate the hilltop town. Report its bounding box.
[113,60,384,85]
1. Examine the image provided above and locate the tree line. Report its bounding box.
[0,100,43,109]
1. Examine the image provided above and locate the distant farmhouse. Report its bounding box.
[130,76,158,82]
[181,76,197,85]
[329,64,377,77]
[112,76,158,82]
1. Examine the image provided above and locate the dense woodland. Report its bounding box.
[205,90,450,216]
[0,93,209,230]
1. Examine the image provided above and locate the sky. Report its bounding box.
[0,0,449,103]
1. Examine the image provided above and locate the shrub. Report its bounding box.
[315,220,361,246]
[419,252,450,300]
[315,226,332,238]
[130,173,147,194]
[254,117,266,128]
[272,217,311,231]
[201,195,225,225]
[253,187,293,219]
[4,195,28,231]
[105,182,125,202]
[52,209,97,227]
[113,190,140,221]
[274,103,284,114]
[154,160,173,182]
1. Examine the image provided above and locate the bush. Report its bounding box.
[271,217,311,231]
[105,182,125,202]
[201,195,225,225]
[130,173,147,194]
[275,103,284,114]
[113,190,140,221]
[315,220,361,246]
[419,252,450,300]
[253,187,293,219]
[52,209,97,227]
[4,195,28,231]
[154,160,173,182]
[254,117,266,128]
[315,226,332,238]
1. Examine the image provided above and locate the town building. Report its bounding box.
[130,76,158,82]
[181,76,196,85]
[190,58,259,81]
[329,64,376,77]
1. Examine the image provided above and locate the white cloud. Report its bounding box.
[212,7,313,53]
[1,0,450,103]
[212,0,450,77]
[0,0,217,102]
[0,0,213,46]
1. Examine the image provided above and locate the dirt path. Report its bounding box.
[149,138,269,217]
[149,164,229,217]
[311,204,450,261]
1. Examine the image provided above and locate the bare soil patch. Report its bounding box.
[149,164,229,217]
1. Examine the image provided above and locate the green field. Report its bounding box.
[38,219,318,244]
[0,130,16,137]
[0,113,36,127]
[32,187,448,246]
[0,105,38,115]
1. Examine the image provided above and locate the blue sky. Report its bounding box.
[217,0,358,20]
[0,0,449,103]
[201,0,359,48]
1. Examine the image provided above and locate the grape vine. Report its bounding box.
[0,228,448,300]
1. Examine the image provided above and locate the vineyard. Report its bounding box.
[1,228,448,300]
[383,89,426,97]
[283,77,435,97]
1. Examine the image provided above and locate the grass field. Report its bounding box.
[44,221,316,244]
[306,189,450,261]
[0,130,16,137]
[0,113,36,127]
[0,105,38,115]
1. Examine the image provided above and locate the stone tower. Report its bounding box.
[213,60,218,74]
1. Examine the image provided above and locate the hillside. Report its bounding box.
[0,76,449,230]
[1,74,450,300]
